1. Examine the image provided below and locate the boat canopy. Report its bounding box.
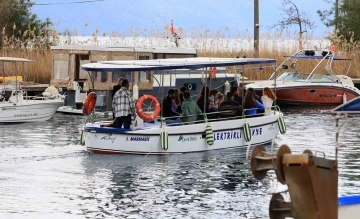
[284,55,351,61]
[331,97,360,114]
[81,57,276,73]
[0,57,34,62]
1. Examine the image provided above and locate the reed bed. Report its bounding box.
[0,25,359,84]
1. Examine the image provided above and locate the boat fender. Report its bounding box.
[243,122,251,142]
[136,95,160,121]
[224,81,231,95]
[83,82,90,92]
[82,92,97,116]
[278,116,286,134]
[132,83,139,100]
[160,129,169,151]
[67,80,74,91]
[80,130,85,146]
[205,123,214,146]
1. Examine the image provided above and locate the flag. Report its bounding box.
[170,20,175,35]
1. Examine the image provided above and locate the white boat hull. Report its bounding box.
[83,114,280,155]
[339,195,360,219]
[57,106,112,117]
[0,100,63,122]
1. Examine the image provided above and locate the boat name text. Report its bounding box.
[101,134,116,143]
[14,113,38,117]
[213,128,263,141]
[2,107,16,111]
[178,135,197,143]
[126,136,150,141]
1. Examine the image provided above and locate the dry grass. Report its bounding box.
[0,25,359,83]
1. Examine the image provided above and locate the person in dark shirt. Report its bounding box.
[243,91,265,116]
[162,89,180,124]
[231,86,242,104]
[219,92,242,118]
[112,77,124,98]
[179,86,187,103]
[196,86,210,113]
[247,87,262,103]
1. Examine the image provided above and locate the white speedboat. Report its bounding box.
[0,57,63,123]
[245,48,360,105]
[81,57,285,155]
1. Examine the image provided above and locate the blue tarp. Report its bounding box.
[339,195,360,206]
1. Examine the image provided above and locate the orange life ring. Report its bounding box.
[209,67,216,79]
[329,44,336,52]
[82,92,97,116]
[136,95,160,121]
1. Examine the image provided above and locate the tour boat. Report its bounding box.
[245,48,360,105]
[80,57,286,155]
[0,57,64,122]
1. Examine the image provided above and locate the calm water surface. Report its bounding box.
[0,107,359,219]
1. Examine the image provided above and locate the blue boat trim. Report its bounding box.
[332,96,360,113]
[87,140,273,155]
[339,195,360,206]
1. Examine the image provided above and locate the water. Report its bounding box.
[0,108,359,218]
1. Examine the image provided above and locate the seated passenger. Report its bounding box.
[243,91,265,116]
[196,86,210,113]
[216,92,224,108]
[247,87,262,103]
[261,87,276,116]
[231,87,242,104]
[162,89,180,124]
[179,86,187,103]
[181,91,202,125]
[218,92,242,118]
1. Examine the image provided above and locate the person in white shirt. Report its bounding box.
[261,87,276,116]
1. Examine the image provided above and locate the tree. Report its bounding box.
[0,0,52,48]
[271,0,316,49]
[318,0,360,42]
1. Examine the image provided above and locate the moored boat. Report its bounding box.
[245,48,360,105]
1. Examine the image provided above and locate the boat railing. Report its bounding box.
[157,106,280,126]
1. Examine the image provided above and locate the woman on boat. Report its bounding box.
[261,87,276,116]
[209,89,218,109]
[173,88,182,114]
[243,91,265,116]
[196,86,210,113]
[216,92,224,108]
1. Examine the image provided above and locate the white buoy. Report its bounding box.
[224,81,231,95]
[132,83,139,100]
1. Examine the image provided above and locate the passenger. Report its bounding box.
[247,87,262,103]
[112,77,124,98]
[243,91,265,116]
[209,89,218,109]
[162,89,180,124]
[261,87,276,115]
[173,88,181,114]
[111,77,124,119]
[179,86,187,103]
[196,86,210,113]
[231,87,242,104]
[180,91,202,125]
[216,92,224,108]
[112,79,136,129]
[218,92,242,118]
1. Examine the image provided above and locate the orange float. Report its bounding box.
[209,67,217,79]
[82,92,97,116]
[136,95,160,121]
[329,44,336,52]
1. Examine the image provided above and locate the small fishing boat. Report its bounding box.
[245,48,360,105]
[81,57,286,155]
[0,57,64,122]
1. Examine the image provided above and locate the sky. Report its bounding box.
[31,0,333,39]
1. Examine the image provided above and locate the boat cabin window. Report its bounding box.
[75,55,90,80]
[139,56,151,82]
[276,72,309,81]
[112,72,132,82]
[308,73,337,83]
[53,60,69,79]
[95,71,108,82]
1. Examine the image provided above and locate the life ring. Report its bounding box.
[136,95,160,121]
[329,44,336,52]
[82,92,97,116]
[209,67,216,79]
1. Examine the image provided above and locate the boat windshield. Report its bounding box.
[275,72,309,81]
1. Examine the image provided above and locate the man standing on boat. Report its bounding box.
[112,77,124,98]
[112,79,136,129]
